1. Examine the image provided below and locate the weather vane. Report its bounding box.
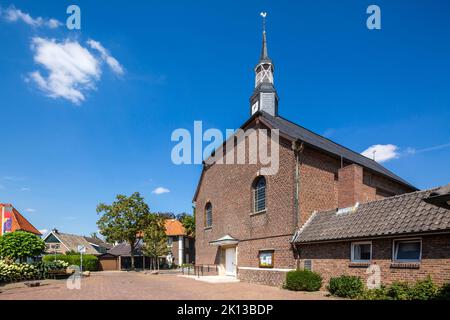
[260,12,267,33]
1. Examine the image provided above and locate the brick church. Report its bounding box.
[193,20,450,287]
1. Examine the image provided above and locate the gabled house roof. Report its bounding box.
[107,242,143,257]
[84,236,113,250]
[0,204,41,236]
[193,111,417,202]
[292,186,450,244]
[165,219,187,236]
[43,230,100,255]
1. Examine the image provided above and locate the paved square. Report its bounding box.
[0,271,334,300]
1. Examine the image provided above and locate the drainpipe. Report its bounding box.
[291,139,304,231]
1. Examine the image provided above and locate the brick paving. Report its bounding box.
[0,271,335,300]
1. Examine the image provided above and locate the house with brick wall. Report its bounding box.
[193,23,449,287]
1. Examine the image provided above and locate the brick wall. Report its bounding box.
[194,117,416,286]
[298,234,450,286]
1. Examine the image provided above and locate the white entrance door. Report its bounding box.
[225,247,236,277]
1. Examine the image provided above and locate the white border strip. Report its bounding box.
[238,267,294,272]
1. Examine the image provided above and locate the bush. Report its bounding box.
[387,281,411,300]
[359,276,447,300]
[42,254,98,271]
[0,260,43,283]
[328,275,364,298]
[436,283,450,300]
[410,276,439,300]
[358,286,389,300]
[0,231,45,261]
[284,269,323,291]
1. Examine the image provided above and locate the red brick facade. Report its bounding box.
[194,118,417,287]
[297,234,450,286]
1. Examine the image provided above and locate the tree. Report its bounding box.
[177,212,195,237]
[0,231,46,262]
[96,192,151,270]
[142,214,169,270]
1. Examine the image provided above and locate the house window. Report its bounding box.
[167,237,173,247]
[205,202,212,228]
[253,176,266,213]
[185,237,189,249]
[351,241,372,262]
[393,239,421,262]
[259,250,274,268]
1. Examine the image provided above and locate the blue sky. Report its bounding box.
[0,0,449,236]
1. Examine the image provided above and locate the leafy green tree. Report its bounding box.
[177,211,195,237]
[96,192,151,270]
[142,214,169,270]
[0,231,46,261]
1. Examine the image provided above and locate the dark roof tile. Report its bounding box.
[293,188,450,243]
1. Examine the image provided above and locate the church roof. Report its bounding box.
[257,111,417,190]
[193,111,417,202]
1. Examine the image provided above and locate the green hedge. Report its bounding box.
[42,254,98,271]
[360,276,440,300]
[327,274,448,300]
[284,269,323,291]
[328,275,364,299]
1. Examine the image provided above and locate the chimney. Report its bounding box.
[338,164,364,209]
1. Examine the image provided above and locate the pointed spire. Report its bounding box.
[259,12,270,62]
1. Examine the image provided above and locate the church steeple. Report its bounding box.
[250,12,278,117]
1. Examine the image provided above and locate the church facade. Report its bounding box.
[193,24,449,287]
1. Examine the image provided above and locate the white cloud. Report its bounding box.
[152,187,170,195]
[1,5,62,29]
[24,208,36,213]
[87,39,124,75]
[361,144,399,163]
[20,187,31,192]
[39,229,48,235]
[28,37,101,104]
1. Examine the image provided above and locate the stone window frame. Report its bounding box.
[252,176,267,214]
[392,238,422,263]
[204,202,213,229]
[350,241,372,263]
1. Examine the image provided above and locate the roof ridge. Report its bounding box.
[359,188,436,207]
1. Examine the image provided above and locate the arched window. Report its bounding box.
[253,176,266,213]
[205,202,213,228]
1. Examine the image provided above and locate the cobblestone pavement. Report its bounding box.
[0,271,335,300]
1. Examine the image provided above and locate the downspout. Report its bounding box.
[291,139,304,270]
[292,139,304,231]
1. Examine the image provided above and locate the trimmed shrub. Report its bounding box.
[42,254,98,271]
[328,275,364,298]
[284,269,323,291]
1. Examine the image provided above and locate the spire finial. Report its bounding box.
[260,12,267,33]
